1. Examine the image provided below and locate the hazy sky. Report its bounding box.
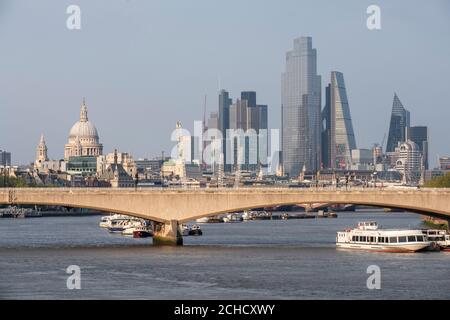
[1,0,449,166]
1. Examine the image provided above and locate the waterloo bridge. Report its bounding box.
[1,187,449,245]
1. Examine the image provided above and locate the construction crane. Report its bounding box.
[380,132,387,151]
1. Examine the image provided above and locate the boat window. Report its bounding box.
[389,237,398,243]
[416,236,424,242]
[362,236,367,242]
[398,236,407,243]
[408,236,416,242]
[378,237,384,243]
[352,236,356,241]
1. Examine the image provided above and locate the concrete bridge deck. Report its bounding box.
[1,187,449,245]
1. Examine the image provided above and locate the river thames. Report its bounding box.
[0,210,449,299]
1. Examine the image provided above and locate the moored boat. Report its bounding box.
[442,235,450,252]
[132,226,153,238]
[195,216,223,223]
[100,214,129,228]
[336,221,431,253]
[108,216,144,233]
[317,210,338,218]
[182,224,203,236]
[223,213,243,223]
[107,218,131,232]
[251,211,271,220]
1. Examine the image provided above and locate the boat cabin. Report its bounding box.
[357,221,378,231]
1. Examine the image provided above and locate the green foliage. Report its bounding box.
[422,219,448,230]
[0,176,33,188]
[425,172,450,188]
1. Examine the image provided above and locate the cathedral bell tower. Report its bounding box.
[36,134,48,163]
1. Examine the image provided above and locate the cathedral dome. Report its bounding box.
[69,121,99,140]
[68,100,99,142]
[64,99,103,160]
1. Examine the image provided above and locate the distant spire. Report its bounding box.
[80,98,88,122]
[203,95,207,129]
[39,134,46,145]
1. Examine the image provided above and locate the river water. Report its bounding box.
[0,210,449,299]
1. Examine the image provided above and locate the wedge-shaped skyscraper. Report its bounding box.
[386,93,410,152]
[322,71,356,169]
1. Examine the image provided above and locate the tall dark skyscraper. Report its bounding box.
[0,150,11,166]
[241,91,256,108]
[218,90,232,171]
[407,126,428,169]
[281,37,321,176]
[386,93,410,152]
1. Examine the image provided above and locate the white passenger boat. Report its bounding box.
[242,211,254,221]
[107,216,142,232]
[336,221,431,253]
[99,216,112,228]
[107,218,132,233]
[442,235,450,252]
[223,213,243,223]
[195,217,210,223]
[422,229,450,251]
[99,214,129,228]
[195,216,223,223]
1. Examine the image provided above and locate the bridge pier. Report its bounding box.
[153,220,183,246]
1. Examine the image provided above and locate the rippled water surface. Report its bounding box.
[0,210,449,299]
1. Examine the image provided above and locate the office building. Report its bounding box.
[0,150,12,166]
[386,93,410,152]
[407,126,428,170]
[394,140,421,184]
[322,71,356,169]
[439,156,450,170]
[282,36,321,176]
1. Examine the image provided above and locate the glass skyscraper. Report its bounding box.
[386,93,410,152]
[328,71,356,169]
[218,90,232,171]
[281,37,321,176]
[220,90,268,172]
[407,126,428,170]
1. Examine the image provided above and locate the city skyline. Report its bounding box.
[1,1,449,166]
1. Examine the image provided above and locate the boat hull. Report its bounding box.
[133,230,153,238]
[336,242,430,253]
[108,227,126,233]
[188,229,203,236]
